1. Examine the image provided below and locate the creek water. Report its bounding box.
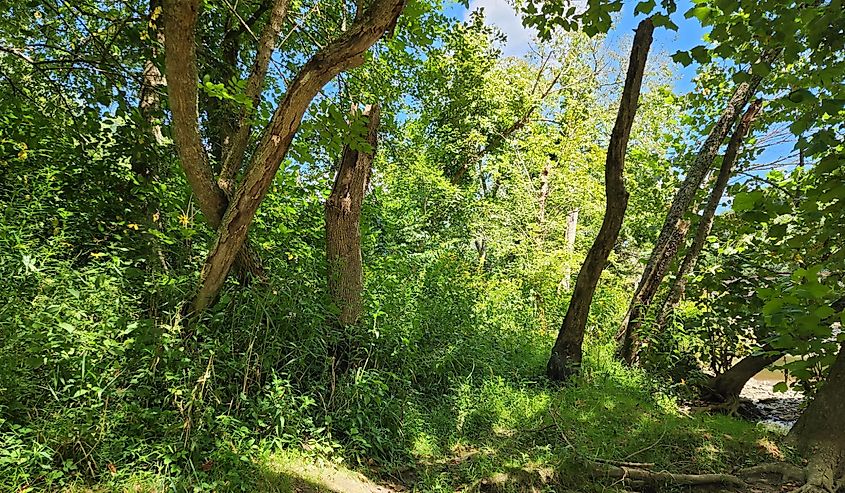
[739,357,804,430]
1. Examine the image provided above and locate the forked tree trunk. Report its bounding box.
[546,18,653,381]
[616,50,779,364]
[787,341,845,492]
[191,0,406,313]
[656,99,763,331]
[326,104,380,327]
[162,0,265,286]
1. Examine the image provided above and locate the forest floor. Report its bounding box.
[59,350,806,493]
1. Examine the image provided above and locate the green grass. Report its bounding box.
[0,252,792,492]
[5,340,791,493]
[353,344,791,492]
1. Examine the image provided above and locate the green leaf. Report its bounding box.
[772,382,788,393]
[690,45,710,64]
[732,190,761,211]
[762,298,783,316]
[651,14,679,30]
[635,0,656,15]
[787,89,815,104]
[751,62,771,77]
[685,6,713,23]
[671,51,693,66]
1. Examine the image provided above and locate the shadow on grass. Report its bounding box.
[347,346,792,493]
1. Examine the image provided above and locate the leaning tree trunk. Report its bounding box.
[326,104,380,327]
[786,341,845,492]
[616,50,779,364]
[705,347,782,401]
[191,0,406,313]
[546,18,653,381]
[617,219,690,363]
[656,99,763,331]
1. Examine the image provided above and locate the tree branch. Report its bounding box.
[191,0,406,313]
[219,0,291,193]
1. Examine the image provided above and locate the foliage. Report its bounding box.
[1,0,842,490]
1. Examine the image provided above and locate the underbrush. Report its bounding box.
[0,164,787,492]
[0,249,788,492]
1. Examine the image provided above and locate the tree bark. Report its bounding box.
[616,50,778,364]
[162,0,228,226]
[191,0,406,313]
[656,99,764,330]
[138,0,166,156]
[326,104,380,327]
[162,0,264,284]
[787,341,845,492]
[546,18,653,381]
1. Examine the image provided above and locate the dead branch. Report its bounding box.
[587,461,748,488]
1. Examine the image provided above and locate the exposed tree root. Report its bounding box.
[587,460,748,488]
[786,483,834,493]
[737,462,806,482]
[687,396,742,417]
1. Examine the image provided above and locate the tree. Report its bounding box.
[786,341,845,493]
[615,55,776,364]
[655,98,763,333]
[326,104,381,328]
[546,18,654,380]
[160,0,407,313]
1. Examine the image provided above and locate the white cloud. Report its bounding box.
[464,0,536,56]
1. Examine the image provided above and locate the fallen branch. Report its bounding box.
[589,457,655,469]
[588,461,748,488]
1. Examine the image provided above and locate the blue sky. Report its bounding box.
[444,0,796,184]
[446,0,709,94]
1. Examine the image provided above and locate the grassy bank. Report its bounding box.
[7,344,792,492]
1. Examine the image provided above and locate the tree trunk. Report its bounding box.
[138,0,166,156]
[617,218,690,364]
[546,18,653,381]
[162,0,230,226]
[326,104,380,327]
[656,100,763,330]
[565,209,578,250]
[559,208,578,292]
[162,0,264,285]
[616,51,778,364]
[706,349,782,401]
[787,341,845,492]
[191,0,406,314]
[538,163,550,228]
